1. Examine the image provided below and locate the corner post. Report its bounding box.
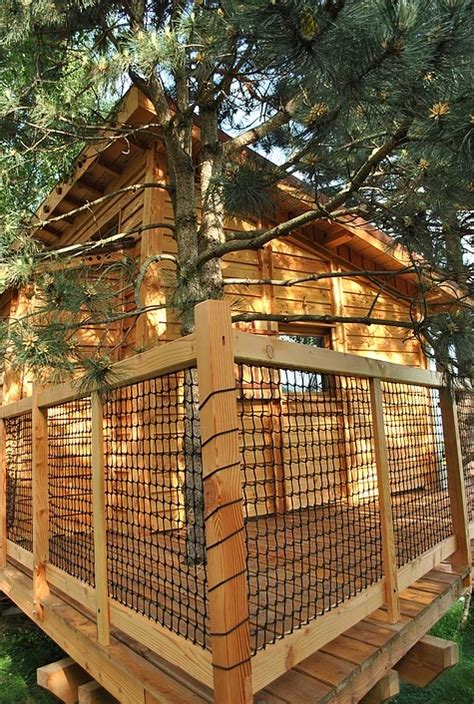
[32,387,49,621]
[195,300,253,704]
[91,393,111,645]
[439,388,472,571]
[369,377,400,623]
[0,418,7,569]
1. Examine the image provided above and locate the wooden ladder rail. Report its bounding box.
[195,300,253,704]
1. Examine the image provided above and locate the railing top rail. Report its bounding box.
[0,332,197,418]
[232,330,444,388]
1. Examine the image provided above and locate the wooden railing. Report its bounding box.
[0,300,472,704]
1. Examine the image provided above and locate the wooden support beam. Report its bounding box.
[77,179,104,200]
[97,158,122,177]
[395,634,459,687]
[324,232,354,249]
[78,680,118,704]
[0,419,7,569]
[195,301,253,704]
[37,657,91,704]
[439,389,472,572]
[91,394,110,646]
[32,387,49,621]
[361,670,399,703]
[369,377,400,623]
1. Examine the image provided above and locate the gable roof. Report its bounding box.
[28,86,453,305]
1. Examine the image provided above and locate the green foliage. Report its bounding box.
[394,597,474,704]
[0,0,472,382]
[0,610,63,703]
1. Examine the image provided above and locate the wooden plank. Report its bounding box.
[0,419,6,568]
[136,143,168,347]
[7,539,33,569]
[35,333,196,409]
[0,396,33,419]
[322,571,465,704]
[37,657,91,704]
[232,331,443,387]
[397,536,456,591]
[91,394,110,645]
[1,564,210,704]
[439,389,472,571]
[78,680,118,704]
[251,580,386,693]
[195,301,252,704]
[46,563,214,689]
[369,378,400,623]
[360,670,399,703]
[32,387,49,621]
[395,634,459,687]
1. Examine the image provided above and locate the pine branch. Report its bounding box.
[30,183,171,230]
[222,267,417,288]
[231,312,417,330]
[222,95,300,157]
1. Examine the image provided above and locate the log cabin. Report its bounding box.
[0,86,473,704]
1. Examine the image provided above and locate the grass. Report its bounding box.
[0,601,63,704]
[393,595,474,704]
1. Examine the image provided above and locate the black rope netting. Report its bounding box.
[456,390,474,523]
[103,370,208,648]
[236,364,383,652]
[5,413,33,551]
[48,398,94,585]
[382,382,452,567]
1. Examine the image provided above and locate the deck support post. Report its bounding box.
[369,377,400,623]
[439,388,472,572]
[91,393,110,646]
[195,300,253,704]
[32,386,49,621]
[0,418,7,569]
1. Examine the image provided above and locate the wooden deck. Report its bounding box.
[1,555,468,704]
[27,490,451,653]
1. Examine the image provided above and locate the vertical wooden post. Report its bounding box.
[369,377,400,623]
[91,393,110,646]
[439,388,472,570]
[0,418,7,569]
[32,387,49,621]
[195,300,253,704]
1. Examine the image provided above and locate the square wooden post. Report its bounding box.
[195,300,253,704]
[32,387,49,621]
[439,388,472,571]
[0,418,7,569]
[369,377,400,623]
[91,393,111,646]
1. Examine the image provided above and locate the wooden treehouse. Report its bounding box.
[0,88,473,704]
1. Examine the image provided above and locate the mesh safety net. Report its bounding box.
[5,413,33,551]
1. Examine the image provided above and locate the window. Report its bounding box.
[279,332,331,393]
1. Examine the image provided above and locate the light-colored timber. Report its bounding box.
[37,657,91,704]
[1,319,472,704]
[360,670,399,704]
[32,387,49,621]
[369,377,400,623]
[395,634,459,687]
[195,301,253,703]
[78,680,119,704]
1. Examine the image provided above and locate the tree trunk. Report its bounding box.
[165,105,227,564]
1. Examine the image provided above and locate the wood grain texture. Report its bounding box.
[369,378,400,623]
[32,387,49,621]
[195,300,252,704]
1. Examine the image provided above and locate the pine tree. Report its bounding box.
[0,0,473,385]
